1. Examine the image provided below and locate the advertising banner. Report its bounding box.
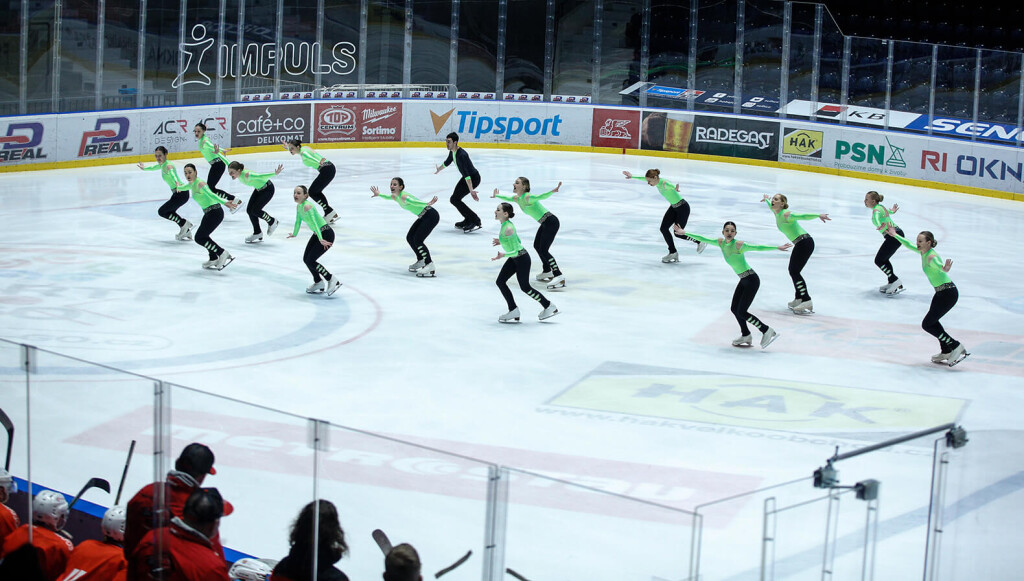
[0,117,56,166]
[639,111,694,152]
[402,101,592,145]
[56,113,142,161]
[827,127,913,178]
[904,115,1024,146]
[689,115,779,160]
[779,126,825,164]
[231,103,310,147]
[644,86,781,113]
[591,108,640,149]
[784,100,921,129]
[312,102,402,143]
[917,138,1024,191]
[139,106,232,154]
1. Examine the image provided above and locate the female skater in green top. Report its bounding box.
[675,222,790,349]
[762,193,830,314]
[138,146,193,241]
[624,168,706,262]
[287,186,342,296]
[283,139,338,224]
[886,226,968,366]
[370,178,440,277]
[228,161,283,243]
[492,177,565,289]
[193,123,241,210]
[492,202,559,323]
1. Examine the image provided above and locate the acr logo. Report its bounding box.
[782,128,823,158]
[835,136,905,168]
[317,106,356,137]
[921,150,1024,183]
[152,117,228,135]
[0,122,47,161]
[79,118,133,157]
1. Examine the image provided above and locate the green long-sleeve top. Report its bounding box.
[186,180,227,210]
[631,176,682,205]
[870,203,899,236]
[197,135,229,164]
[292,200,328,240]
[142,160,187,192]
[299,146,328,170]
[498,219,525,256]
[766,200,819,242]
[376,190,431,216]
[687,232,779,276]
[494,190,556,222]
[893,233,953,288]
[237,170,275,190]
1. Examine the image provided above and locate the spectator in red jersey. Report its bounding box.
[56,505,128,581]
[0,468,20,542]
[270,500,349,581]
[0,489,74,581]
[128,487,232,581]
[123,443,230,560]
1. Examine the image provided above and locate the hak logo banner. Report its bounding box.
[0,122,47,161]
[79,118,133,157]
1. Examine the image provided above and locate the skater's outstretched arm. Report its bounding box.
[885,226,919,252]
[525,182,561,204]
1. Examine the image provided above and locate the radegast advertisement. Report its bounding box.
[689,115,779,160]
[231,104,310,147]
[639,111,694,153]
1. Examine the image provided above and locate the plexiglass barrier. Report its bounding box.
[0,338,977,580]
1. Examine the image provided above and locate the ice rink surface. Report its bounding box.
[1,147,1022,579]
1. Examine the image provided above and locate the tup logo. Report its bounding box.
[79,118,133,157]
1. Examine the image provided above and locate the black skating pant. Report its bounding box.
[789,236,815,301]
[407,207,439,264]
[875,227,904,284]
[158,190,189,226]
[194,206,225,260]
[731,273,769,336]
[497,252,551,311]
[309,163,336,215]
[207,160,235,201]
[534,215,562,276]
[664,201,700,253]
[924,285,961,353]
[451,172,482,225]
[247,183,276,234]
[304,227,336,282]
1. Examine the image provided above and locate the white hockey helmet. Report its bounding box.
[33,490,69,531]
[0,469,15,503]
[228,557,273,581]
[101,505,127,541]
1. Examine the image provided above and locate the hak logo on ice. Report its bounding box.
[79,118,133,157]
[0,122,46,161]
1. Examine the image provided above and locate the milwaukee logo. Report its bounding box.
[362,106,398,123]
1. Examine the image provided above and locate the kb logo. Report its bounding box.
[79,118,133,157]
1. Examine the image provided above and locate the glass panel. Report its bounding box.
[786,1,817,105]
[847,36,888,110]
[693,0,735,108]
[322,0,361,87]
[26,1,57,114]
[25,348,157,545]
[57,0,99,112]
[277,0,321,95]
[169,384,316,562]
[457,0,498,92]
[816,5,843,118]
[503,468,694,579]
[0,340,29,535]
[143,0,181,108]
[740,0,783,116]
[891,40,933,117]
[0,1,21,114]
[364,0,404,85]
[104,0,142,111]
[552,0,595,97]
[504,0,545,94]
[410,0,451,86]
[934,45,977,121]
[978,49,1021,127]
[316,424,494,580]
[767,488,867,580]
[240,0,281,96]
[180,0,235,105]
[645,0,691,110]
[597,0,642,105]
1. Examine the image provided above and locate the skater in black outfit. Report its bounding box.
[435,132,482,232]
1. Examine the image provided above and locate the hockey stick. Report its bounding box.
[506,568,531,581]
[372,528,393,554]
[114,440,136,504]
[0,407,13,471]
[435,550,472,578]
[67,477,111,511]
